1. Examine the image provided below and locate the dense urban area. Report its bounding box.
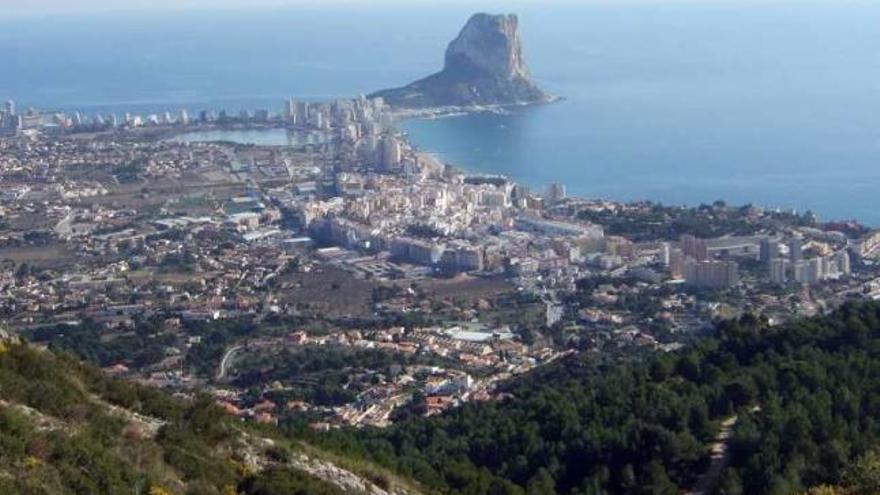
[3,96,880,495]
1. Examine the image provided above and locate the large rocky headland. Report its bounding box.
[370,13,554,111]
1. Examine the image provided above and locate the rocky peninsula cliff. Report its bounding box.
[370,13,553,110]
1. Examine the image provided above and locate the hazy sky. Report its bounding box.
[4,0,301,17]
[0,0,840,21]
[0,0,537,18]
[0,0,752,20]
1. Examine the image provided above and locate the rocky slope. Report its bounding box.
[370,13,552,109]
[0,336,421,495]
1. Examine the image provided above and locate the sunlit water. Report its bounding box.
[3,1,879,223]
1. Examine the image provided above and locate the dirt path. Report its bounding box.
[688,406,760,495]
[688,415,738,495]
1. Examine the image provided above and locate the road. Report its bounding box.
[216,344,245,380]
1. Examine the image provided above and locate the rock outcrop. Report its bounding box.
[370,13,552,109]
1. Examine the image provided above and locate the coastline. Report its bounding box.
[387,96,560,186]
[386,95,562,123]
[389,100,870,228]
[28,94,871,228]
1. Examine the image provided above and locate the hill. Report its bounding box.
[305,300,880,495]
[7,298,880,494]
[0,335,421,495]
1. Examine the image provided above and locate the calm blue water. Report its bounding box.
[2,2,879,223]
[169,128,329,146]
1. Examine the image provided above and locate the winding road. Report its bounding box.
[216,344,245,380]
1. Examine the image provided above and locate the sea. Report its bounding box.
[2,1,879,224]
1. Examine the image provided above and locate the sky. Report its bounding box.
[0,0,529,19]
[0,0,794,20]
[4,0,270,17]
[1,0,322,19]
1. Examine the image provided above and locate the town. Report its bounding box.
[1,95,879,430]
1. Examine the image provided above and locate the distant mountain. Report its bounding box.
[370,13,553,109]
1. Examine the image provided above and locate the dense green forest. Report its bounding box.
[299,300,880,495]
[0,340,353,495]
[10,298,880,494]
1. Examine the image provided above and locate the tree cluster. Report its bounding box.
[305,301,880,495]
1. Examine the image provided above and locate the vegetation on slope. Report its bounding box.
[301,300,880,495]
[0,340,349,495]
[799,448,880,494]
[10,296,880,495]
